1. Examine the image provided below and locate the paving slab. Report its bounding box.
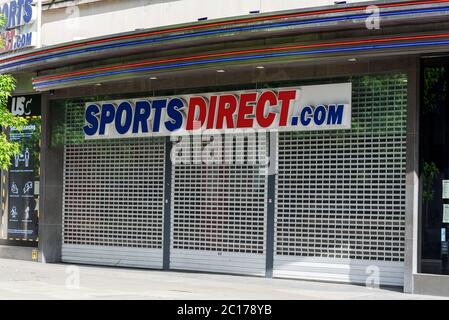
[0,258,446,300]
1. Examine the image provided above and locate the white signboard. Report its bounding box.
[83,83,352,140]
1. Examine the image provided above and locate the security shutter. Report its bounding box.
[274,75,407,286]
[170,133,268,275]
[62,105,166,269]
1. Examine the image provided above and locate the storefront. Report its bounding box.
[38,65,407,287]
[3,0,449,295]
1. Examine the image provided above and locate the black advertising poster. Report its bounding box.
[6,95,41,241]
[8,94,41,117]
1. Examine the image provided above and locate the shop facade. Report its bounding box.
[1,0,449,296]
[46,70,406,287]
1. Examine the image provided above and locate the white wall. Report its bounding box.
[41,0,373,46]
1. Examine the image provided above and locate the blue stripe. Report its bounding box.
[34,38,449,88]
[5,5,449,71]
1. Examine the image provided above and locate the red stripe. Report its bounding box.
[4,0,449,66]
[33,32,449,83]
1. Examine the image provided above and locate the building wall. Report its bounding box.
[40,0,373,46]
[0,0,427,294]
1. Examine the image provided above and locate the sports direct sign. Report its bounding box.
[0,0,37,54]
[83,83,352,139]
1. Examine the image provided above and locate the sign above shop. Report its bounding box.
[0,0,37,54]
[1,0,35,29]
[83,83,352,139]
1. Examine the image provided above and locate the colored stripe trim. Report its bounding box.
[34,32,449,83]
[33,34,449,89]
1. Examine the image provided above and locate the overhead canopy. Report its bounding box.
[1,0,449,91]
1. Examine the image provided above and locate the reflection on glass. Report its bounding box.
[421,60,449,275]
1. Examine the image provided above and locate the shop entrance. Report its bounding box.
[61,105,166,268]
[59,73,407,285]
[273,75,407,286]
[170,133,268,275]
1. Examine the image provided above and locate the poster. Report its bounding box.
[444,204,449,224]
[6,94,41,241]
[443,180,449,199]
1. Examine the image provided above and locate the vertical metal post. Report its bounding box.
[163,136,172,270]
[265,131,277,278]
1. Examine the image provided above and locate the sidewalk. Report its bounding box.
[0,258,445,300]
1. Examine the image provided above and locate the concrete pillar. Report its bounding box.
[404,56,420,293]
[38,94,64,263]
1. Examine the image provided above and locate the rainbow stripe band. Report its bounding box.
[32,33,449,90]
[2,0,449,72]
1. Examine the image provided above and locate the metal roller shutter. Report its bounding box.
[170,133,268,275]
[274,75,407,286]
[62,105,166,269]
